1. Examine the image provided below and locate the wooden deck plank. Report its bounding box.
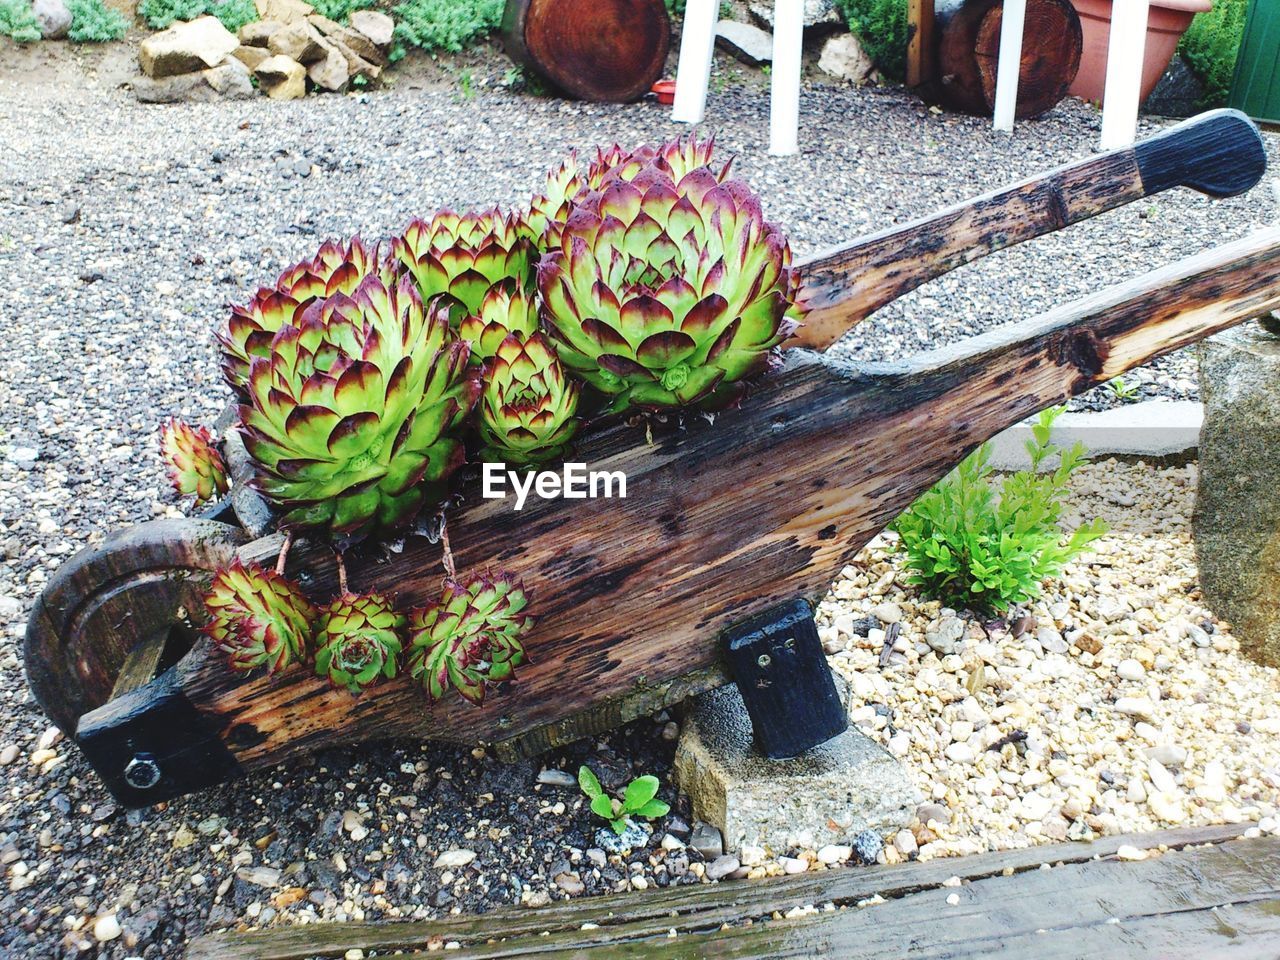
[187,824,1262,960]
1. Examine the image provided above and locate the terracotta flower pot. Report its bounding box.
[651,79,676,105]
[1068,0,1212,104]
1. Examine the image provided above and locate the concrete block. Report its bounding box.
[673,682,920,855]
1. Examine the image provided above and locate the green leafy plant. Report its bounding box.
[664,0,683,14]
[578,766,670,835]
[311,0,371,21]
[892,407,1107,613]
[140,0,258,30]
[0,0,42,43]
[834,0,907,82]
[67,0,128,40]
[1105,377,1140,402]
[1179,0,1247,107]
[209,0,256,31]
[392,0,501,52]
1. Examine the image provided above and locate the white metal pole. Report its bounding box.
[769,0,804,155]
[671,0,719,124]
[1099,0,1150,150]
[991,0,1026,132]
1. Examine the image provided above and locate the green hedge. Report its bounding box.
[1179,0,1248,107]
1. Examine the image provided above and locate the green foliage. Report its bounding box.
[834,0,907,82]
[0,0,41,43]
[1105,377,1140,402]
[891,407,1107,614]
[392,0,501,52]
[310,0,371,23]
[140,0,258,30]
[67,0,128,41]
[665,0,684,14]
[1179,0,1248,107]
[579,765,671,835]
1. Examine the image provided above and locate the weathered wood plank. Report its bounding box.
[790,109,1265,353]
[109,629,170,700]
[59,227,1280,806]
[185,823,1260,960]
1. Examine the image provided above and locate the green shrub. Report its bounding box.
[1179,0,1248,107]
[311,0,372,23]
[834,0,907,82]
[0,0,42,43]
[392,0,501,52]
[140,0,257,30]
[67,0,128,40]
[891,407,1107,614]
[208,0,256,31]
[665,0,684,14]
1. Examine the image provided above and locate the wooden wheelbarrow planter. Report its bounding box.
[24,110,1277,807]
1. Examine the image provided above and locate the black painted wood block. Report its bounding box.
[724,598,848,760]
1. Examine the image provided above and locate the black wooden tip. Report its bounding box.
[1134,108,1267,199]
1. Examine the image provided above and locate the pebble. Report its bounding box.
[1116,658,1147,681]
[817,845,851,865]
[433,849,476,869]
[705,855,740,880]
[92,914,121,942]
[1114,697,1155,719]
[874,602,903,624]
[926,617,965,656]
[780,856,809,874]
[689,823,724,860]
[0,745,18,765]
[536,768,577,788]
[893,830,918,857]
[1116,845,1149,861]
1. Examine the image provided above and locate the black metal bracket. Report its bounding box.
[723,598,848,760]
[75,669,244,808]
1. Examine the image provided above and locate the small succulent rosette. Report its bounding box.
[160,419,229,505]
[314,592,406,694]
[477,333,582,468]
[203,560,317,676]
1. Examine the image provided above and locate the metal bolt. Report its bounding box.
[123,753,161,790]
[757,653,772,668]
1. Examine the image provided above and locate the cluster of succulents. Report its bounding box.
[163,135,801,700]
[201,560,534,702]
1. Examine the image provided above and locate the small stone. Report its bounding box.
[237,866,282,888]
[850,829,882,864]
[256,55,307,100]
[944,743,976,764]
[817,844,851,865]
[946,893,961,906]
[433,849,476,869]
[595,822,650,854]
[739,844,766,866]
[705,855,740,880]
[1114,696,1154,719]
[893,830,918,857]
[661,721,679,741]
[926,616,965,656]
[1148,791,1186,824]
[586,848,607,868]
[348,9,394,47]
[1117,845,1149,861]
[536,768,577,788]
[0,745,18,765]
[1116,658,1147,681]
[1036,627,1068,654]
[1146,744,1187,768]
[36,727,62,751]
[660,833,684,851]
[93,914,121,942]
[554,872,584,896]
[916,803,951,825]
[780,856,808,874]
[689,823,723,860]
[1147,759,1178,794]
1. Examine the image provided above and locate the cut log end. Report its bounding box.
[502,0,670,103]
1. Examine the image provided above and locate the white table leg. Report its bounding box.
[671,0,720,124]
[992,0,1026,132]
[1099,0,1150,150]
[769,0,803,155]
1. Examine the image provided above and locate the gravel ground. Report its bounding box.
[2,36,1280,958]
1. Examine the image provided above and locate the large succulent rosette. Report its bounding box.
[537,162,801,412]
[237,273,481,543]
[406,573,533,705]
[160,419,229,504]
[478,333,581,467]
[219,236,388,395]
[391,209,534,318]
[203,560,317,676]
[314,592,405,693]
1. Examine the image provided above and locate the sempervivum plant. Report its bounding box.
[220,237,386,394]
[538,162,801,412]
[203,560,316,675]
[160,419,229,504]
[525,153,586,252]
[314,592,405,693]
[478,333,581,467]
[392,209,534,318]
[457,283,539,364]
[238,274,481,544]
[406,573,534,704]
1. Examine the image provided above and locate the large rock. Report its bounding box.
[715,19,772,67]
[819,31,877,83]
[673,682,920,854]
[135,58,255,102]
[1143,54,1206,119]
[239,18,283,46]
[231,43,272,70]
[307,37,349,91]
[267,18,326,63]
[348,9,392,48]
[139,16,241,79]
[1195,320,1280,668]
[34,0,71,39]
[308,13,384,65]
[254,0,311,23]
[255,53,307,99]
[749,0,840,31]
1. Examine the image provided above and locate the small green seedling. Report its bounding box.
[1105,377,1140,401]
[578,765,670,835]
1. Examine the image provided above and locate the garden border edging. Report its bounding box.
[987,399,1202,469]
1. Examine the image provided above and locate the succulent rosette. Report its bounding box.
[160,419,229,504]
[478,333,581,467]
[220,236,387,394]
[456,283,539,365]
[537,162,801,412]
[587,135,724,190]
[524,153,587,251]
[406,573,534,704]
[238,273,481,544]
[203,560,316,675]
[391,209,534,318]
[314,592,405,693]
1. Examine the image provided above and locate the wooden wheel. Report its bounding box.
[24,519,248,735]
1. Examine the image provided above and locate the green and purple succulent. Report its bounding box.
[478,333,581,467]
[160,419,229,504]
[314,591,405,693]
[457,282,540,364]
[203,560,317,676]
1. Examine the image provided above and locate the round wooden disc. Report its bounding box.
[508,0,670,103]
[975,0,1082,119]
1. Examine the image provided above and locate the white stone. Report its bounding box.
[780,856,809,874]
[1114,697,1154,719]
[817,844,851,864]
[33,0,71,39]
[944,743,975,764]
[93,914,121,942]
[1148,791,1186,824]
[1116,844,1149,861]
[893,830,918,856]
[434,849,476,869]
[1116,659,1147,681]
[715,19,773,67]
[1147,760,1177,794]
[1146,744,1186,768]
[873,602,903,624]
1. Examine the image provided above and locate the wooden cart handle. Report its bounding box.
[60,226,1280,806]
[791,109,1267,352]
